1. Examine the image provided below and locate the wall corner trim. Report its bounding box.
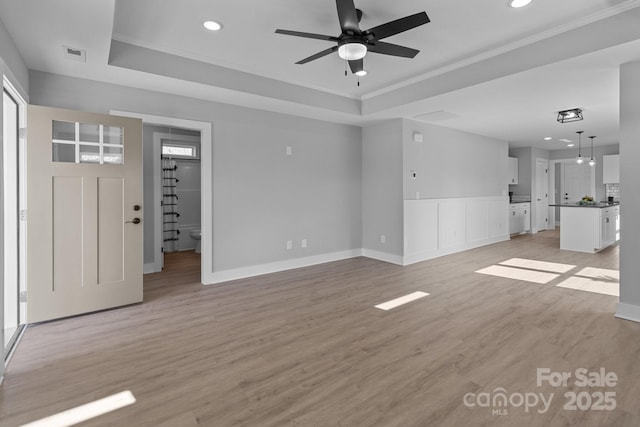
[615,302,640,323]
[361,249,404,266]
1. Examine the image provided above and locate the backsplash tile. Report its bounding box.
[606,183,620,201]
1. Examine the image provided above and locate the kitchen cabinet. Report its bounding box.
[509,203,530,235]
[556,204,620,253]
[603,154,620,184]
[599,205,620,249]
[508,157,518,185]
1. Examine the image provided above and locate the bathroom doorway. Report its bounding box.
[111,110,212,284]
[145,124,201,273]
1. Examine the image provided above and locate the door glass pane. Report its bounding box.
[79,145,100,163]
[103,146,123,164]
[52,143,76,163]
[52,122,124,165]
[79,123,100,143]
[52,120,75,141]
[104,126,123,145]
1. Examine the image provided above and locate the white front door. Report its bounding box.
[562,163,594,203]
[26,105,143,323]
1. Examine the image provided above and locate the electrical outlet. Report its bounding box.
[380,235,386,244]
[286,240,292,250]
[286,146,293,156]
[301,239,307,248]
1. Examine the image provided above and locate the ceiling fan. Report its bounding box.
[275,0,430,76]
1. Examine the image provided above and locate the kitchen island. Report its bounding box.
[551,203,620,253]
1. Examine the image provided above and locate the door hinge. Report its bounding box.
[19,291,27,302]
[19,127,27,139]
[19,209,27,221]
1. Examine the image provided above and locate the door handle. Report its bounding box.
[126,218,141,224]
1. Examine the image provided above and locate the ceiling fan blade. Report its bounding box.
[368,41,419,58]
[275,29,339,42]
[336,0,360,33]
[295,46,339,64]
[348,58,363,74]
[365,11,430,41]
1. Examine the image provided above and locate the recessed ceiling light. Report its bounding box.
[508,0,532,7]
[355,70,367,77]
[203,20,222,31]
[544,137,552,141]
[559,138,572,143]
[567,143,576,147]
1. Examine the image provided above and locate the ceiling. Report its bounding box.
[2,0,640,149]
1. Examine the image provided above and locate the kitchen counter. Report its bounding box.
[509,200,531,204]
[555,204,620,253]
[551,202,619,209]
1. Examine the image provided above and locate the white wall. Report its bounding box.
[0,17,28,98]
[617,59,640,322]
[403,118,508,199]
[362,118,509,265]
[30,71,363,277]
[362,120,404,261]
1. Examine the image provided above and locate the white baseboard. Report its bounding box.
[403,235,509,266]
[615,303,640,323]
[204,249,363,285]
[361,249,404,265]
[143,262,161,274]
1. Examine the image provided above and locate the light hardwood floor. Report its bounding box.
[1,231,639,426]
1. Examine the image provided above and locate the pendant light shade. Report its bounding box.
[588,136,596,167]
[576,131,584,164]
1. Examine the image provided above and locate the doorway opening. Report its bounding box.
[111,111,212,284]
[2,76,26,360]
[150,125,201,271]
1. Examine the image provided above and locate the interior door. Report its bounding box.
[26,105,143,323]
[535,159,549,231]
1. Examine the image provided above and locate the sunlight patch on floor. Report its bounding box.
[499,258,576,274]
[475,265,559,284]
[574,267,619,281]
[375,291,429,310]
[21,390,136,427]
[556,276,619,296]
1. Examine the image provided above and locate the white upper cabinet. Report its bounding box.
[508,157,518,185]
[603,154,620,184]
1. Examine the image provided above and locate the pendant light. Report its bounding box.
[588,136,596,167]
[576,131,584,164]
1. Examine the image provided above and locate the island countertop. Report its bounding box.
[550,202,620,209]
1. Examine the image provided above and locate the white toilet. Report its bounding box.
[189,229,201,253]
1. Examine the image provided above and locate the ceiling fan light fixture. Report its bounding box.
[508,0,532,8]
[355,69,367,77]
[203,20,222,31]
[338,42,367,61]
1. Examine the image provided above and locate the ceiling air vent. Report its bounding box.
[63,46,86,62]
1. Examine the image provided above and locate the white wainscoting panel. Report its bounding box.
[404,197,509,266]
